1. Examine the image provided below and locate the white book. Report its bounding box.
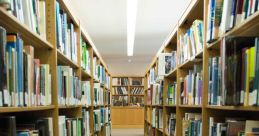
[39,0,46,39]
[220,0,233,36]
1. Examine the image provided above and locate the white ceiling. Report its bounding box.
[70,0,190,76]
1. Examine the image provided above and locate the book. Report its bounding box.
[151,81,163,105]
[167,113,176,136]
[179,20,204,64]
[158,53,172,79]
[0,26,7,107]
[55,1,77,63]
[180,64,202,105]
[81,81,91,106]
[59,116,83,136]
[80,38,90,74]
[57,66,81,106]
[209,37,259,106]
[182,113,202,136]
[167,82,177,106]
[0,116,16,136]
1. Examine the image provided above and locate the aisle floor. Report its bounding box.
[111,129,144,136]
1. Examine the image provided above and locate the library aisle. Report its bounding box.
[1,0,259,136]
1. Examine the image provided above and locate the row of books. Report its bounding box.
[112,87,127,95]
[93,108,110,132]
[167,82,177,106]
[147,81,164,105]
[148,67,157,88]
[57,66,81,106]
[94,83,110,106]
[157,51,177,79]
[81,81,91,106]
[209,117,259,136]
[130,97,144,107]
[56,1,77,63]
[167,113,176,136]
[207,0,259,43]
[80,38,91,74]
[93,57,110,87]
[112,96,128,106]
[59,113,91,136]
[208,37,259,106]
[130,87,144,95]
[182,113,202,136]
[0,27,51,107]
[130,78,143,86]
[152,108,163,129]
[112,77,129,86]
[180,64,203,105]
[1,0,47,39]
[0,116,53,136]
[178,20,204,65]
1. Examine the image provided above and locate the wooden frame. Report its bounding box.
[0,0,111,136]
[144,0,259,135]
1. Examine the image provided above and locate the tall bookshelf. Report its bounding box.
[0,0,111,136]
[111,76,144,107]
[144,0,259,136]
[111,76,145,128]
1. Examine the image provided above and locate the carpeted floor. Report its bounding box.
[111,129,144,136]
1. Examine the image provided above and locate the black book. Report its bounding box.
[36,118,50,136]
[0,116,16,136]
[0,26,7,107]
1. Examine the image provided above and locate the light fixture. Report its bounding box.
[127,0,138,56]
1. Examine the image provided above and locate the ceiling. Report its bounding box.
[70,0,190,76]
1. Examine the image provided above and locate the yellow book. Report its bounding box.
[248,47,255,105]
[245,48,250,106]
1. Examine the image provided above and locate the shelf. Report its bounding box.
[81,69,92,79]
[0,8,53,49]
[157,128,163,133]
[112,85,128,87]
[130,85,144,87]
[165,105,177,108]
[0,105,55,113]
[57,50,79,68]
[130,94,144,96]
[207,105,259,111]
[178,105,202,109]
[178,54,203,69]
[207,11,259,50]
[58,105,81,109]
[165,68,177,78]
[112,94,128,96]
[57,0,80,27]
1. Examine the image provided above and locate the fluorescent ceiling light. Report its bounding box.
[127,0,138,56]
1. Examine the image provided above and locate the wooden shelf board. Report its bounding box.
[57,50,79,68]
[0,105,55,113]
[0,8,53,49]
[81,69,92,79]
[58,105,81,109]
[207,37,222,50]
[112,94,128,96]
[207,105,259,111]
[178,105,202,108]
[112,85,128,87]
[165,105,177,108]
[178,56,203,69]
[178,0,203,27]
[130,85,144,87]
[130,94,144,96]
[157,128,163,133]
[165,68,177,78]
[57,0,80,27]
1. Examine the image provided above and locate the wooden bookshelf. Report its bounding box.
[144,0,259,136]
[111,77,144,128]
[0,0,111,135]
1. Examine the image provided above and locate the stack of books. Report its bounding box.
[0,27,51,107]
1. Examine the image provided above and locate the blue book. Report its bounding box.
[16,35,23,107]
[17,131,30,136]
[56,1,61,48]
[212,57,219,105]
